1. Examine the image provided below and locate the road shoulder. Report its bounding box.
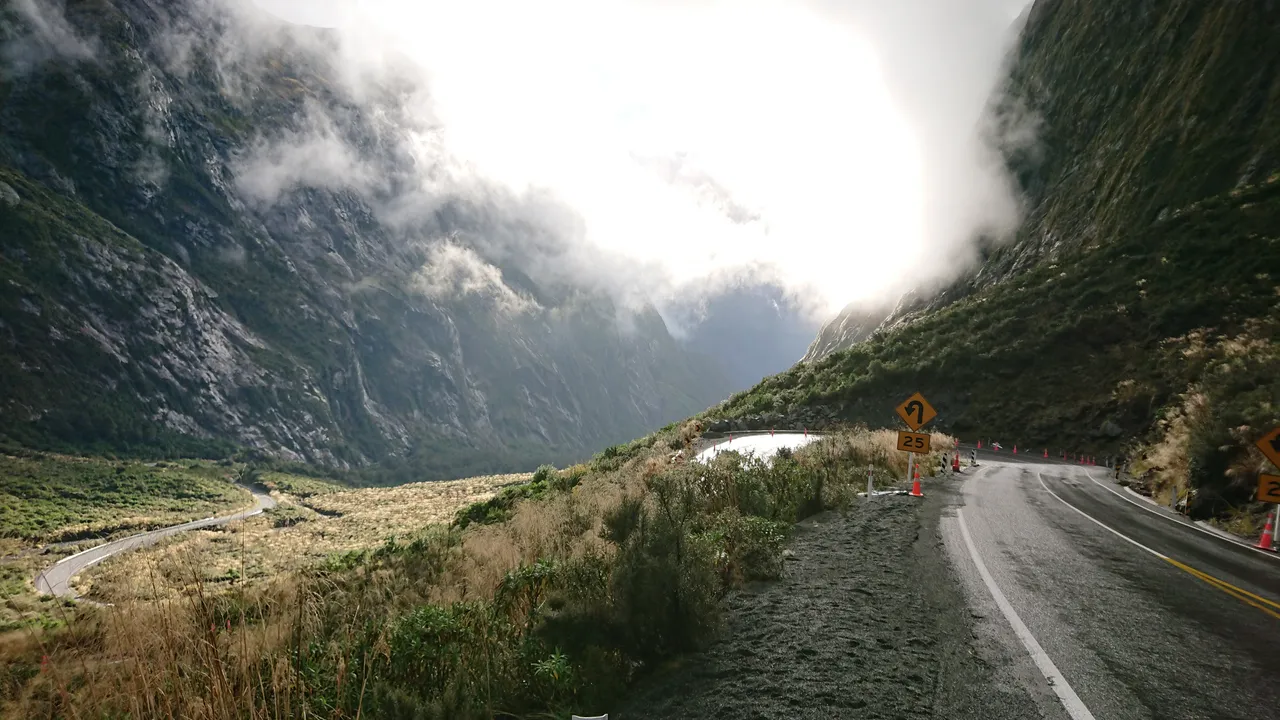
[617,478,1042,718]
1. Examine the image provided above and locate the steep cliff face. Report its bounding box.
[669,283,821,389]
[0,0,731,473]
[717,0,1280,490]
[800,302,892,364]
[803,0,1280,364]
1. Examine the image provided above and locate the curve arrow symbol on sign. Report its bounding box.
[895,393,937,431]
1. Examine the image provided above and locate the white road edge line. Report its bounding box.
[1080,471,1280,561]
[956,508,1097,720]
[1035,472,1168,561]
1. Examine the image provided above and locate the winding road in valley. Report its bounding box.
[34,435,1280,718]
[34,487,276,598]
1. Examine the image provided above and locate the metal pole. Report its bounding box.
[908,451,914,487]
[867,462,874,497]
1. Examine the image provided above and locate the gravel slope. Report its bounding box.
[616,480,1042,719]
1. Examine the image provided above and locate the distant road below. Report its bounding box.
[34,487,276,598]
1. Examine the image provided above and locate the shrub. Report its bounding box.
[710,511,788,583]
[265,504,312,528]
[385,601,513,714]
[606,469,721,663]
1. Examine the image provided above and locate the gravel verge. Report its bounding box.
[614,482,1042,719]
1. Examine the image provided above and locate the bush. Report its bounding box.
[453,465,579,530]
[265,504,312,528]
[710,512,788,583]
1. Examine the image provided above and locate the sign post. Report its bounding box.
[895,393,937,497]
[1255,427,1280,550]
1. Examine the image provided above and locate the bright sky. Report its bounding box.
[252,0,1024,316]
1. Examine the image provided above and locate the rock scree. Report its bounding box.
[616,484,1041,719]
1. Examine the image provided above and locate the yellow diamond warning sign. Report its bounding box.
[895,393,936,432]
[1257,426,1280,469]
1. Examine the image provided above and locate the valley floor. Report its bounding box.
[618,484,1041,719]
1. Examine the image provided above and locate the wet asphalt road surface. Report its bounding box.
[34,486,275,597]
[944,459,1280,720]
[620,457,1280,718]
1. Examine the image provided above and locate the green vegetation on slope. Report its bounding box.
[721,0,1280,523]
[0,425,953,718]
[714,180,1280,524]
[0,452,253,543]
[718,181,1280,446]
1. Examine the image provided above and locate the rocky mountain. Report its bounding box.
[713,0,1280,515]
[0,0,732,475]
[666,282,821,390]
[800,301,893,364]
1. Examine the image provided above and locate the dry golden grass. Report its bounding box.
[795,428,956,479]
[3,427,958,719]
[1131,392,1207,507]
[81,473,530,603]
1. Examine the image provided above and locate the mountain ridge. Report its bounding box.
[0,0,733,474]
[712,0,1280,517]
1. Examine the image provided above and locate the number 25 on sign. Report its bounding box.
[897,431,931,453]
[1258,475,1280,504]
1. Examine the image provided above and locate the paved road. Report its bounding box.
[34,487,276,598]
[943,459,1280,720]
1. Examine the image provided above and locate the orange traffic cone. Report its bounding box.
[1013,445,1018,454]
[1043,449,1048,458]
[1257,510,1276,551]
[910,467,923,497]
[952,453,960,472]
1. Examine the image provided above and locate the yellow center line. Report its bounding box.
[1037,471,1280,621]
[1163,557,1280,620]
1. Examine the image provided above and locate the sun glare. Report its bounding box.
[256,0,925,314]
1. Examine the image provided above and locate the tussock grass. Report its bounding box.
[1129,316,1280,525]
[0,453,258,632]
[0,453,251,543]
[0,427,949,719]
[82,474,529,603]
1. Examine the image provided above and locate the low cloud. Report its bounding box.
[634,153,764,226]
[413,241,538,315]
[200,0,1036,324]
[2,0,98,75]
[233,100,385,206]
